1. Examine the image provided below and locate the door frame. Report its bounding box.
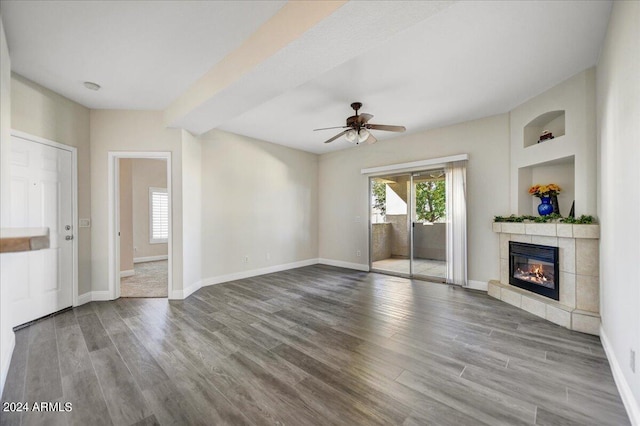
[10,129,79,306]
[108,152,172,300]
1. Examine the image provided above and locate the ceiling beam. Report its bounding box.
[164,0,348,130]
[164,0,454,135]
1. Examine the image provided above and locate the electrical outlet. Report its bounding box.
[631,349,636,373]
[266,252,271,261]
[243,255,249,263]
[356,250,361,257]
[134,247,138,253]
[354,216,361,223]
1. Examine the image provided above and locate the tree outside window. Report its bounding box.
[372,179,445,223]
[415,180,445,223]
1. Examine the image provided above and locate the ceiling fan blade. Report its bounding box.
[357,113,373,124]
[366,124,406,132]
[314,125,348,131]
[324,129,349,144]
[364,133,378,145]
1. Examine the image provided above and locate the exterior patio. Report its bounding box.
[372,257,446,279]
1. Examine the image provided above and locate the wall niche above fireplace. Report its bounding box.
[523,110,565,147]
[509,69,597,218]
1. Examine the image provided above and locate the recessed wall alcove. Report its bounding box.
[523,110,566,147]
[509,69,597,217]
[517,156,575,216]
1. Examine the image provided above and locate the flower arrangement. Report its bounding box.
[528,183,561,198]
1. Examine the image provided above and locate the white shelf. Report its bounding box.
[518,135,574,168]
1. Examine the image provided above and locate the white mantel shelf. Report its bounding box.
[490,221,600,335]
[492,222,599,239]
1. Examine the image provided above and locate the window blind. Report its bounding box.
[149,188,168,242]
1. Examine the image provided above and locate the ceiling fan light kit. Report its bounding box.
[315,102,406,145]
[345,129,357,142]
[358,129,370,143]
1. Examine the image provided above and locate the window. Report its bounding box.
[149,187,168,243]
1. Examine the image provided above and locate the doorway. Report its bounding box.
[109,152,172,299]
[8,131,77,326]
[369,170,447,282]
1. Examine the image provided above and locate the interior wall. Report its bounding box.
[10,74,92,295]
[132,158,168,260]
[181,130,202,293]
[90,110,183,294]
[0,19,10,229]
[597,0,640,418]
[118,159,134,273]
[199,129,318,281]
[318,114,510,284]
[0,14,14,397]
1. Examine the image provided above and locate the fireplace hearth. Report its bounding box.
[491,223,600,335]
[509,241,559,300]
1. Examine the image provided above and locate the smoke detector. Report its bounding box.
[83,81,101,91]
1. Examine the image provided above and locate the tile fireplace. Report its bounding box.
[490,222,600,335]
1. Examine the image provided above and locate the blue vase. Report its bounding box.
[538,196,554,216]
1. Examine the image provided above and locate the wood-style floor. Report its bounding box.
[0,265,629,425]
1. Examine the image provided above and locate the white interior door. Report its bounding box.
[8,136,74,326]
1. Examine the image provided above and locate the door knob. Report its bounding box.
[65,235,74,241]
[65,225,71,230]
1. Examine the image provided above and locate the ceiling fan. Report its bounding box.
[314,102,406,145]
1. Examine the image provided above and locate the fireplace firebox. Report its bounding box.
[509,241,559,300]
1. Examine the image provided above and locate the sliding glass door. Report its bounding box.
[410,170,447,281]
[369,170,447,282]
[370,174,411,276]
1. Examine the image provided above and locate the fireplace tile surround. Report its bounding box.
[490,222,600,335]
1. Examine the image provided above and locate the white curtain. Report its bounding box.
[445,161,468,286]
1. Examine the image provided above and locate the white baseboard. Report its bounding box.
[200,258,320,289]
[76,290,112,306]
[120,269,135,278]
[134,255,168,263]
[467,280,488,291]
[91,291,111,301]
[317,258,370,272]
[170,280,202,300]
[77,292,92,306]
[0,331,16,400]
[600,326,640,425]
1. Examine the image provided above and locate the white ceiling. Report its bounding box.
[1,0,286,109]
[167,1,455,134]
[1,1,612,154]
[219,0,612,153]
